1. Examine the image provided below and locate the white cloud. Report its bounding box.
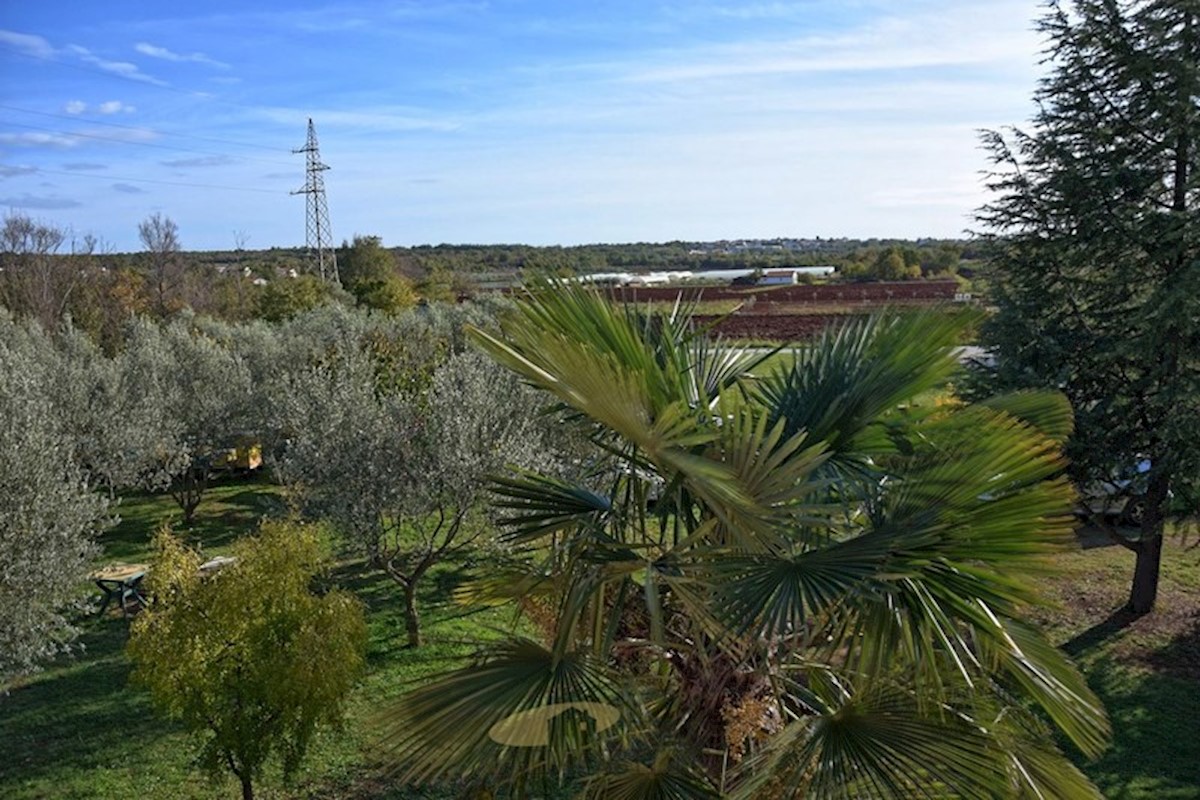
[0,131,80,148]
[134,42,230,69]
[67,44,168,86]
[98,100,136,114]
[624,8,1040,84]
[64,100,87,115]
[0,29,55,59]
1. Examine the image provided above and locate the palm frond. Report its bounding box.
[580,750,721,800]
[976,617,1109,760]
[743,683,1007,800]
[756,311,969,477]
[376,637,636,787]
[976,389,1074,443]
[490,469,612,544]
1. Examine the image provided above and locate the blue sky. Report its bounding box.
[1,1,1043,252]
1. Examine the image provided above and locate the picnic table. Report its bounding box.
[93,564,148,618]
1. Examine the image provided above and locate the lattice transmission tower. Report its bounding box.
[292,118,338,283]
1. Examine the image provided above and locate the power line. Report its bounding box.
[0,103,288,154]
[27,165,283,194]
[0,120,297,168]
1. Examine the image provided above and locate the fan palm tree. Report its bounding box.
[379,283,1109,799]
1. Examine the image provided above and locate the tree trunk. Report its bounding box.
[240,774,254,800]
[403,582,422,647]
[1126,470,1170,614]
[1127,534,1163,615]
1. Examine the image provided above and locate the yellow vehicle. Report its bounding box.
[212,438,263,472]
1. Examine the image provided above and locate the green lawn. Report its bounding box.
[1028,527,1200,799]
[2,477,514,800]
[3,480,1198,799]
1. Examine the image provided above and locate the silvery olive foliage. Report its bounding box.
[49,323,163,495]
[118,316,254,520]
[0,312,107,681]
[278,337,552,647]
[0,298,537,674]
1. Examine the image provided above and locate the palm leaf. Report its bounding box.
[756,311,969,478]
[490,469,613,544]
[376,637,636,787]
[976,389,1074,443]
[743,683,1007,799]
[976,617,1109,760]
[581,751,721,800]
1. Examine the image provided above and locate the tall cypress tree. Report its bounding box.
[978,0,1200,613]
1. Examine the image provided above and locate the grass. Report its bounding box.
[1,476,513,800]
[3,480,1198,799]
[1030,527,1200,799]
[98,473,288,564]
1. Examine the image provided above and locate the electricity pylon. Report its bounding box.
[292,118,338,284]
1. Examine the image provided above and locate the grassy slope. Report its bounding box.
[1029,528,1200,800]
[2,482,1198,799]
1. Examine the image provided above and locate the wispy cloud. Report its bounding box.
[624,24,1035,84]
[0,164,39,178]
[161,155,235,168]
[61,99,137,115]
[67,44,168,86]
[0,131,80,148]
[62,162,108,171]
[135,42,230,69]
[254,105,461,133]
[0,29,55,59]
[0,192,82,209]
[112,182,146,194]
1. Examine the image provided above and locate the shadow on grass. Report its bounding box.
[100,477,287,562]
[0,621,173,786]
[1062,606,1139,657]
[1145,613,1200,681]
[1080,657,1200,799]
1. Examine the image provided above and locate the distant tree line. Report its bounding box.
[1,212,979,350]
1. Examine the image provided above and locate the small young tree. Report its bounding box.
[127,521,367,800]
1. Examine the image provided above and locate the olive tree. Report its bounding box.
[279,344,549,647]
[47,323,169,496]
[119,317,254,522]
[0,312,108,681]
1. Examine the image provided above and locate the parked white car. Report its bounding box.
[1077,459,1151,527]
